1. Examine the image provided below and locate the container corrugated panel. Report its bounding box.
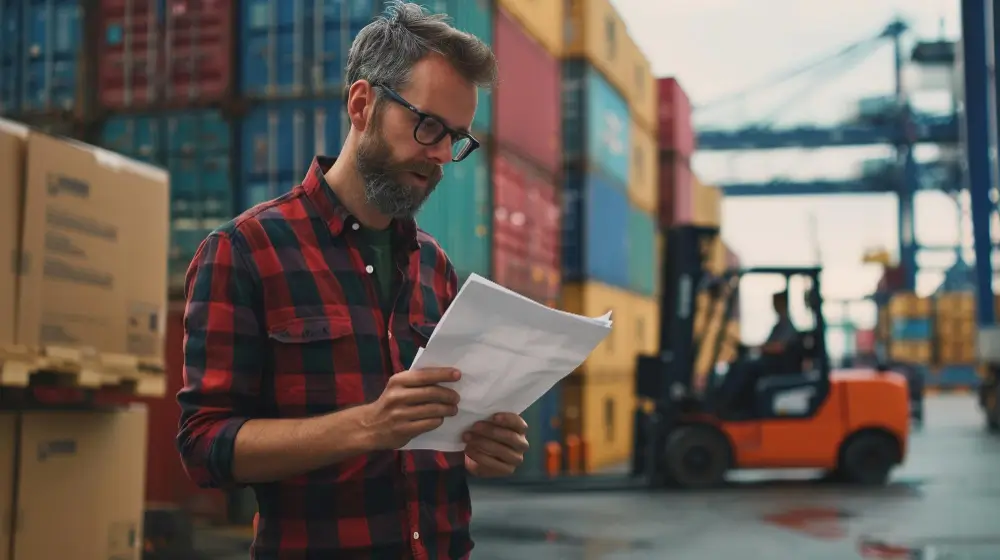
[627,205,656,296]
[416,137,491,279]
[692,178,722,226]
[658,150,692,228]
[239,98,345,209]
[891,317,932,340]
[657,77,695,157]
[562,60,631,186]
[0,0,87,117]
[562,168,629,289]
[629,293,659,357]
[562,0,630,98]
[96,0,160,110]
[162,0,235,107]
[560,372,636,473]
[240,0,377,98]
[494,6,561,176]
[496,0,562,57]
[524,163,561,305]
[425,0,493,134]
[560,282,636,377]
[625,38,657,135]
[512,387,562,479]
[628,120,656,214]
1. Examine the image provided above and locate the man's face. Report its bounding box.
[356,54,478,219]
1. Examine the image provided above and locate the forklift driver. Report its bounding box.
[760,291,802,373]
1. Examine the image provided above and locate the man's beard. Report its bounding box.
[356,124,442,219]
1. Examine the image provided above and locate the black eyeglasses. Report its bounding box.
[373,84,480,162]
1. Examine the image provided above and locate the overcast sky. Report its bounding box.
[610,0,962,345]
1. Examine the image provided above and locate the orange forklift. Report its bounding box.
[629,225,912,489]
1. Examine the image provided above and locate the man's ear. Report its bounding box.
[346,80,375,132]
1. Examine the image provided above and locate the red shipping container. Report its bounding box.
[657,78,695,157]
[494,7,562,176]
[658,151,693,228]
[493,149,561,303]
[97,0,234,110]
[855,329,876,355]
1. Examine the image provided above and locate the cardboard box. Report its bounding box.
[0,119,169,365]
[0,120,28,348]
[0,406,148,560]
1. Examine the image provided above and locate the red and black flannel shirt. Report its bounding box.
[176,156,472,559]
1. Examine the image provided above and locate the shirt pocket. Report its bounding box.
[267,314,362,411]
[400,321,438,369]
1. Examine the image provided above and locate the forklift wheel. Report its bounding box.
[838,432,897,486]
[663,425,731,490]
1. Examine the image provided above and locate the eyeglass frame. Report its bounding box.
[371,83,480,163]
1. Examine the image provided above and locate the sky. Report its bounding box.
[609,0,964,349]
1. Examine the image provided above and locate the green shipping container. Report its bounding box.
[424,0,494,134]
[416,140,492,279]
[628,205,657,296]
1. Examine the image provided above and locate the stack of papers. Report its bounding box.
[401,273,614,452]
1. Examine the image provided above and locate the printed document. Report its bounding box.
[400,273,613,452]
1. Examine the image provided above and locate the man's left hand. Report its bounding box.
[463,412,529,477]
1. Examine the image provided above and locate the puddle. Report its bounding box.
[472,524,654,552]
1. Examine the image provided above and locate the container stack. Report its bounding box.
[555,0,660,474]
[932,291,979,389]
[885,292,934,364]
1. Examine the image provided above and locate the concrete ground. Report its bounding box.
[198,394,1000,559]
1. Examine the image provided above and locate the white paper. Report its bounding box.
[400,273,613,452]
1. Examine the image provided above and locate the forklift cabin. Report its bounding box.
[632,226,910,489]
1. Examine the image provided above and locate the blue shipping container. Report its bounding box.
[933,365,980,388]
[562,169,629,289]
[561,60,631,187]
[0,0,84,115]
[240,0,378,98]
[627,206,656,296]
[239,98,346,209]
[891,317,932,340]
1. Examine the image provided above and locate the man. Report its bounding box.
[762,291,799,356]
[175,3,528,558]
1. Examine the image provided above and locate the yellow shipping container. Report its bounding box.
[629,292,660,356]
[691,177,722,226]
[890,340,932,363]
[563,0,630,95]
[887,292,932,318]
[935,292,975,319]
[623,38,658,135]
[561,372,636,472]
[560,282,636,377]
[497,0,563,57]
[628,121,657,214]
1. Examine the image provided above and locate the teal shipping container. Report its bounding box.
[627,205,656,296]
[415,138,491,280]
[421,0,494,134]
[99,110,234,292]
[561,60,631,187]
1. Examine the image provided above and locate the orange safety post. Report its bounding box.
[544,441,562,477]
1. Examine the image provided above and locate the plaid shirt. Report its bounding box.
[176,157,472,559]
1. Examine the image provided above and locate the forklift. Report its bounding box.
[630,225,912,489]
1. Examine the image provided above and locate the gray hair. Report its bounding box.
[345,1,498,98]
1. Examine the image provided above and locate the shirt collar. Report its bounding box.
[302,156,420,252]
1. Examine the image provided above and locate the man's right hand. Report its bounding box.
[361,368,462,450]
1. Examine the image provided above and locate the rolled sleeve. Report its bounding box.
[175,230,263,489]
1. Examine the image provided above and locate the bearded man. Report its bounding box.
[174,3,529,558]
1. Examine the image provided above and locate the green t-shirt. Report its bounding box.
[359,227,395,316]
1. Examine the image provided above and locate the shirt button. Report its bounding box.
[413,531,420,540]
[365,265,374,274]
[351,222,360,231]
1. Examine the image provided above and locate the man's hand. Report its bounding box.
[361,368,462,450]
[463,413,529,477]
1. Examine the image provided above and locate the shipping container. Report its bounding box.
[493,148,560,302]
[494,6,561,176]
[239,98,345,209]
[240,0,377,100]
[561,372,635,473]
[691,177,722,226]
[627,205,656,296]
[887,292,932,318]
[511,386,562,479]
[562,60,631,187]
[562,168,629,289]
[496,0,562,57]
[892,317,933,340]
[562,0,630,99]
[628,120,656,214]
[416,136,491,279]
[434,0,495,134]
[560,281,636,377]
[657,150,692,228]
[0,0,90,117]
[624,38,657,135]
[855,328,876,355]
[629,292,660,357]
[657,77,695,157]
[97,0,236,111]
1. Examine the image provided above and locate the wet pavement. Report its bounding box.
[198,394,1000,559]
